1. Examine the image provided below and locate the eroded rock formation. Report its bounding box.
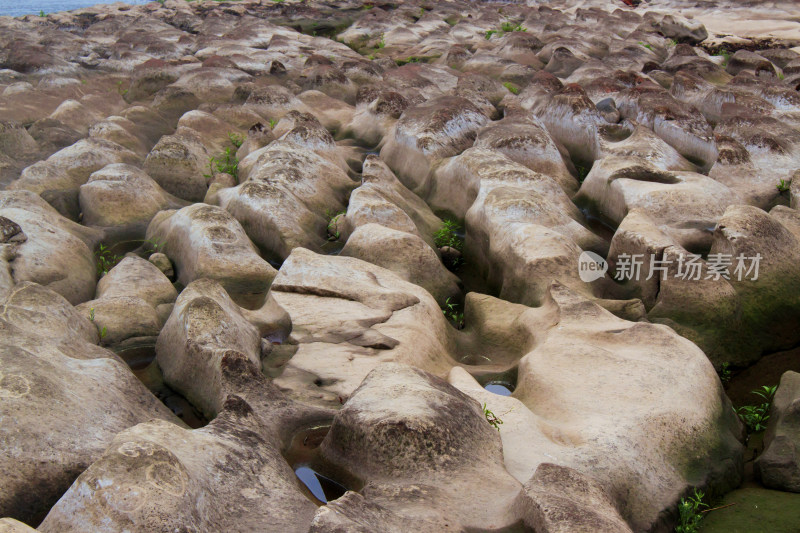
[2,0,799,530]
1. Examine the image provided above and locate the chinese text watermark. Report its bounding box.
[578,252,761,282]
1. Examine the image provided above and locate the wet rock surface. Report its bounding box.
[1,0,799,530]
[756,371,800,492]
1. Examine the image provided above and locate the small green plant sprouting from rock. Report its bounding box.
[675,488,708,533]
[144,237,164,254]
[778,71,785,80]
[667,39,678,47]
[718,362,732,384]
[87,306,107,340]
[639,41,653,51]
[736,385,777,433]
[486,22,526,40]
[340,38,359,52]
[503,81,520,95]
[483,403,503,430]
[395,56,424,66]
[95,244,120,277]
[228,132,245,148]
[777,178,790,192]
[714,49,731,67]
[116,80,128,96]
[377,35,386,49]
[574,163,591,182]
[39,9,45,17]
[442,297,465,329]
[206,148,239,183]
[434,219,463,251]
[269,118,277,129]
[325,209,346,241]
[500,21,526,33]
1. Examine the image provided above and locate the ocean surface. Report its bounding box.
[0,0,152,17]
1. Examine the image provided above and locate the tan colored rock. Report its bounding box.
[79,163,187,239]
[8,138,140,218]
[145,204,276,307]
[270,248,456,408]
[512,463,634,533]
[429,147,605,305]
[654,13,708,44]
[714,114,800,205]
[170,66,252,103]
[39,404,317,533]
[616,84,718,170]
[340,223,461,305]
[318,363,523,532]
[148,252,173,279]
[176,109,244,156]
[75,256,178,347]
[216,140,355,261]
[0,518,37,532]
[474,114,579,195]
[342,155,442,245]
[297,90,355,134]
[343,88,409,148]
[96,256,177,308]
[234,121,274,161]
[710,205,800,357]
[156,279,262,417]
[47,99,102,135]
[0,282,178,525]
[273,110,349,171]
[450,284,743,532]
[575,156,740,251]
[520,77,615,164]
[77,296,161,347]
[143,129,212,202]
[608,210,744,364]
[756,371,800,492]
[0,190,100,305]
[88,116,149,157]
[380,96,490,195]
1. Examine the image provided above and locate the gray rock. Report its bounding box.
[145,204,277,307]
[0,282,179,524]
[756,371,800,492]
[0,190,100,305]
[655,14,708,45]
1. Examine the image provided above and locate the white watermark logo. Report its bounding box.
[577,252,762,282]
[613,252,761,281]
[578,251,608,282]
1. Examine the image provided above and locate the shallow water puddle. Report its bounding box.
[484,382,514,396]
[115,344,156,371]
[285,425,353,504]
[294,466,347,503]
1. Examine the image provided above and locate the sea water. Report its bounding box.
[0,0,152,17]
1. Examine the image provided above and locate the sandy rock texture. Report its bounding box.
[1,0,799,530]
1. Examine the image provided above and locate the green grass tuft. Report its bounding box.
[503,81,520,95]
[676,488,708,533]
[434,219,463,251]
